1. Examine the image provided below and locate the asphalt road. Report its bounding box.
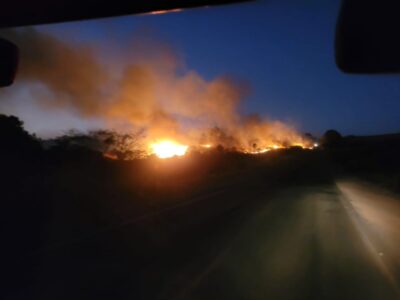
[7,180,400,299]
[164,181,400,300]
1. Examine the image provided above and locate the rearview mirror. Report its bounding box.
[0,38,18,87]
[336,0,400,73]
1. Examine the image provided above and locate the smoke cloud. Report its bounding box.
[1,28,310,151]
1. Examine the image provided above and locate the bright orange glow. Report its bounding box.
[246,142,316,155]
[201,144,213,148]
[150,140,188,159]
[146,8,183,15]
[103,152,118,160]
[247,148,271,154]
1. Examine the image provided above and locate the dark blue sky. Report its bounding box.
[4,0,400,136]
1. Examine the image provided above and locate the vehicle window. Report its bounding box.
[1,1,400,299]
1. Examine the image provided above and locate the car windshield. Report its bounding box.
[1,1,400,299]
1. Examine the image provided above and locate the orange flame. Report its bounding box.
[150,140,188,159]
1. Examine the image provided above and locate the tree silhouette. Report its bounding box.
[0,114,40,156]
[321,129,343,147]
[49,129,145,160]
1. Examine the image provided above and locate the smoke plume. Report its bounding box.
[1,28,310,151]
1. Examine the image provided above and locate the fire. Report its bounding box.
[103,152,118,160]
[201,144,213,148]
[249,148,271,154]
[150,140,188,159]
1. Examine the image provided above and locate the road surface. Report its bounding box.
[6,180,400,299]
[165,181,400,300]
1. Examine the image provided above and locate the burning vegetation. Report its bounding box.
[2,28,314,159]
[150,140,188,159]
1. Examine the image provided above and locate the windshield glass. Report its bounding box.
[1,1,400,299]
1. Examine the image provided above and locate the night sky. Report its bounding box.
[1,0,400,136]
